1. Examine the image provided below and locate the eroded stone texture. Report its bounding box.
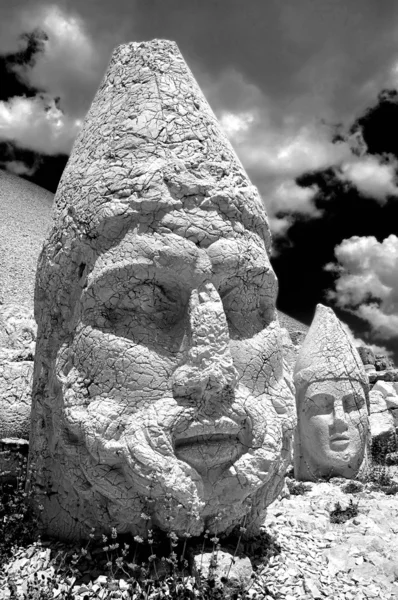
[0,304,36,440]
[30,40,296,541]
[293,304,370,481]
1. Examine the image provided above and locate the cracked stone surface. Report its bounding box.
[293,304,370,481]
[29,39,296,541]
[0,304,36,440]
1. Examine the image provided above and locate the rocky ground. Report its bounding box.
[2,477,398,599]
[253,478,398,599]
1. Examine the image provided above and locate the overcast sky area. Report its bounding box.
[0,0,398,359]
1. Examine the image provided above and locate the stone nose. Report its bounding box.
[171,283,238,405]
[333,402,348,430]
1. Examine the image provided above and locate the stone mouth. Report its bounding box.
[330,435,350,443]
[173,418,248,472]
[175,432,239,449]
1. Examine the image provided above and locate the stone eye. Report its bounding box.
[344,394,364,412]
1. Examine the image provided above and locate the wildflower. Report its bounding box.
[103,546,109,552]
[80,548,88,556]
[109,543,119,551]
[106,561,112,568]
[102,534,108,543]
[210,536,219,544]
[38,504,44,511]
[134,535,144,543]
[239,526,247,533]
[148,554,157,561]
[111,526,118,539]
[115,557,124,568]
[140,512,150,521]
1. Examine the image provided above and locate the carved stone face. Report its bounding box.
[298,379,369,478]
[52,206,294,537]
[31,39,295,541]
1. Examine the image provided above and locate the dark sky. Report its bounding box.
[0,0,397,357]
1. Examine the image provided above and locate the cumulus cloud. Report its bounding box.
[0,159,37,177]
[11,5,104,119]
[326,234,398,340]
[216,85,353,234]
[340,321,393,357]
[0,95,82,154]
[340,155,398,201]
[0,4,111,162]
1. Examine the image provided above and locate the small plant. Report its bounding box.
[329,499,359,524]
[1,461,281,600]
[286,478,312,496]
[342,481,363,494]
[371,432,397,465]
[0,451,40,565]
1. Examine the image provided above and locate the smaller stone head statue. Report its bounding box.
[293,304,370,481]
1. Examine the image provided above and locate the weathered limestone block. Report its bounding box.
[372,380,398,410]
[368,389,395,442]
[293,304,370,481]
[368,381,398,462]
[0,304,36,440]
[30,39,296,541]
[357,346,375,368]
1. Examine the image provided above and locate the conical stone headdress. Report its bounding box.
[294,304,368,391]
[49,39,270,247]
[36,39,272,342]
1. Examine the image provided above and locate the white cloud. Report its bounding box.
[340,155,398,201]
[340,321,393,357]
[219,111,254,138]
[12,5,103,119]
[0,95,82,154]
[0,5,108,159]
[1,160,37,176]
[327,234,398,341]
[218,101,352,233]
[271,180,320,215]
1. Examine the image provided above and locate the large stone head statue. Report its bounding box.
[30,40,295,541]
[293,304,370,481]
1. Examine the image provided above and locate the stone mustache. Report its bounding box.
[294,304,370,481]
[29,40,296,541]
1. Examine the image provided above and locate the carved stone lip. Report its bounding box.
[173,417,246,447]
[173,417,247,472]
[175,432,239,449]
[330,434,350,442]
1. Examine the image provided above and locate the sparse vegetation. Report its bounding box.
[342,481,363,494]
[285,478,312,496]
[0,455,280,599]
[329,499,359,524]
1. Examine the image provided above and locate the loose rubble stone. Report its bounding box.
[192,550,253,590]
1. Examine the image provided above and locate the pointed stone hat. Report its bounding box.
[294,304,368,389]
[35,39,273,342]
[49,39,270,250]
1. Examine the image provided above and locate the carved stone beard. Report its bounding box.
[55,314,294,537]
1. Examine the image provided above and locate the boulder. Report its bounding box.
[357,346,376,366]
[0,304,36,440]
